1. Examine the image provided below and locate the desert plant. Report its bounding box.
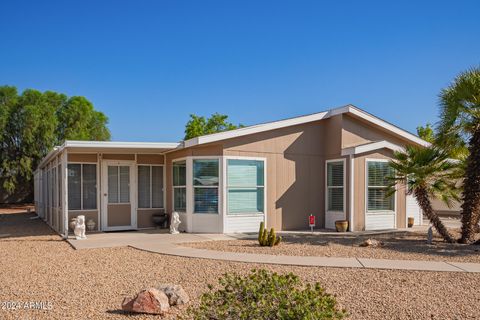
[258,222,281,246]
[185,269,346,320]
[388,146,461,243]
[437,67,480,243]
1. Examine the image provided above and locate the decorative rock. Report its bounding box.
[359,238,384,248]
[122,288,170,315]
[157,284,189,306]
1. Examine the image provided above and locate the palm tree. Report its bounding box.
[388,146,461,243]
[437,67,480,243]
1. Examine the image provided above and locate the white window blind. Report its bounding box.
[173,161,186,212]
[193,159,219,213]
[367,161,394,211]
[138,165,164,209]
[327,161,344,212]
[68,163,97,210]
[108,166,119,203]
[227,159,264,214]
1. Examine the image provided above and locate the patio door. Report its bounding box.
[101,161,136,231]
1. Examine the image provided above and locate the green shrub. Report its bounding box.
[258,222,281,246]
[186,269,346,320]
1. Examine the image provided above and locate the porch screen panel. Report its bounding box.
[193,159,219,213]
[367,161,394,211]
[137,166,150,208]
[227,160,264,214]
[327,161,344,212]
[82,164,97,209]
[119,166,130,203]
[108,166,119,203]
[173,161,186,212]
[68,164,81,210]
[152,166,164,208]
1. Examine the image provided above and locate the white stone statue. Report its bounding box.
[74,215,87,240]
[170,212,181,234]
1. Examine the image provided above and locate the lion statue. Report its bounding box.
[74,215,87,240]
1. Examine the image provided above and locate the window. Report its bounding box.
[327,160,344,212]
[173,161,186,212]
[367,161,394,211]
[138,165,164,208]
[227,159,264,214]
[107,165,130,204]
[68,164,97,210]
[193,159,219,213]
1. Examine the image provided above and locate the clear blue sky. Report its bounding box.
[1,1,479,142]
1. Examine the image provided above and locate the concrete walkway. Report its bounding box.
[68,231,480,273]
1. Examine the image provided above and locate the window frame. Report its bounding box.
[226,158,266,215]
[172,159,187,213]
[137,164,165,209]
[365,159,396,213]
[193,158,219,214]
[67,162,98,211]
[325,158,346,214]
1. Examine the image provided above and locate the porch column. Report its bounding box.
[62,149,69,239]
[349,155,355,232]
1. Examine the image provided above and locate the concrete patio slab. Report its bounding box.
[67,231,480,273]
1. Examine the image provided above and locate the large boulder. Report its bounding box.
[157,284,189,306]
[122,288,170,315]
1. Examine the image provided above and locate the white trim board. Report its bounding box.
[341,140,404,156]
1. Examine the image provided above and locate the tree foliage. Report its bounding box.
[184,113,242,140]
[436,67,480,243]
[416,123,435,143]
[0,86,110,201]
[388,146,461,242]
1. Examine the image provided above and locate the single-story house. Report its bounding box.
[34,105,428,237]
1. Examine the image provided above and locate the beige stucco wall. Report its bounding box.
[68,153,98,162]
[222,119,337,231]
[137,154,164,164]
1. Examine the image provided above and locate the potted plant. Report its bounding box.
[86,219,96,231]
[335,220,348,232]
[408,217,414,228]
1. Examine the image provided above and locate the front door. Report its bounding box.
[102,161,136,231]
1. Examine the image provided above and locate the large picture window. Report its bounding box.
[227,159,264,214]
[193,159,219,214]
[138,165,164,208]
[367,161,394,211]
[68,163,97,210]
[173,161,186,212]
[326,160,344,212]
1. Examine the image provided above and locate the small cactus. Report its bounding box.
[258,222,281,247]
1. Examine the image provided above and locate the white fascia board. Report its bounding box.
[346,106,430,147]
[64,140,181,149]
[341,140,405,156]
[184,111,330,148]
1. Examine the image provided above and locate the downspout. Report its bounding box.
[349,154,355,232]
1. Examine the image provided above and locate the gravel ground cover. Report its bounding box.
[184,232,480,263]
[1,211,480,319]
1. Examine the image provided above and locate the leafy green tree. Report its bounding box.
[416,123,435,143]
[184,113,242,140]
[0,86,110,202]
[436,67,480,243]
[388,146,461,243]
